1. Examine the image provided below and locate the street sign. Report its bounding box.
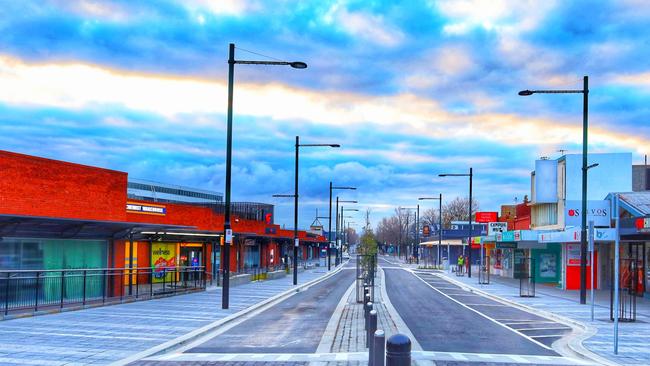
[225,229,233,244]
[475,212,498,223]
[422,225,431,236]
[488,222,507,236]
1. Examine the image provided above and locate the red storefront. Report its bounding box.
[0,150,326,310]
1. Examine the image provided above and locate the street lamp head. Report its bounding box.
[518,90,534,96]
[438,174,448,177]
[330,144,341,148]
[333,186,356,190]
[290,61,308,69]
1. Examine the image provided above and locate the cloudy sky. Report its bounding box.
[0,0,649,230]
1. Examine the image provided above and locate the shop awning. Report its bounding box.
[0,214,193,240]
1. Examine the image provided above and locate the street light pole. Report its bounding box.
[469,167,473,279]
[328,184,356,270]
[415,204,420,264]
[439,169,473,278]
[340,206,358,263]
[222,43,306,309]
[293,136,300,286]
[328,181,332,270]
[519,76,589,304]
[293,138,340,285]
[418,194,443,266]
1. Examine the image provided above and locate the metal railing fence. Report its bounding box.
[1,266,208,316]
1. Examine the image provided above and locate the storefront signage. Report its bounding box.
[152,242,176,283]
[496,242,517,249]
[636,217,650,232]
[538,227,616,243]
[488,222,508,236]
[422,225,431,236]
[498,231,518,242]
[475,212,498,223]
[126,202,166,216]
[564,200,610,227]
[265,227,277,234]
[566,244,591,266]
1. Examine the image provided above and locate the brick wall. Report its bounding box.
[0,150,127,221]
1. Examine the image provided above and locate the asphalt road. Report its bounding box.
[381,257,561,356]
[187,263,355,354]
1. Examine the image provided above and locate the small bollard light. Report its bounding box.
[386,333,411,366]
[374,329,385,366]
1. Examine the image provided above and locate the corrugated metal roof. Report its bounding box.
[620,192,650,215]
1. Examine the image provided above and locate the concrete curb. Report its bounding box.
[315,279,356,353]
[433,273,618,366]
[110,262,348,366]
[379,267,424,352]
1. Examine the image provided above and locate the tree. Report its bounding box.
[442,197,480,228]
[420,207,440,233]
[359,208,377,256]
[344,227,359,245]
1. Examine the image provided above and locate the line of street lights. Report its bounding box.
[223,43,355,308]
[329,184,356,270]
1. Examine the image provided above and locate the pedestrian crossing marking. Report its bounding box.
[143,351,590,364]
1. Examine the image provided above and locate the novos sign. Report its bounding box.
[564,200,610,227]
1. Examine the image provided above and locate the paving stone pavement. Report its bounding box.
[438,269,650,365]
[329,272,398,354]
[0,267,329,366]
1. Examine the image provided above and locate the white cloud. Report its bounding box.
[324,3,405,47]
[0,55,646,156]
[185,0,258,16]
[435,0,558,35]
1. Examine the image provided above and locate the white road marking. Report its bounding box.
[410,271,555,351]
[515,327,572,331]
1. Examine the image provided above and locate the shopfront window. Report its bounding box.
[0,238,108,306]
[243,239,260,268]
[0,238,107,270]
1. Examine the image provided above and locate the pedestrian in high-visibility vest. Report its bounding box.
[457,255,464,274]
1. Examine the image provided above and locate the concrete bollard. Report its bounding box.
[386,333,411,366]
[373,329,385,366]
[367,309,377,351]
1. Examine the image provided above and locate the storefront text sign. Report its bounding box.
[636,217,650,232]
[564,200,610,227]
[538,227,616,243]
[475,212,498,223]
[488,222,508,236]
[566,244,591,266]
[126,202,166,216]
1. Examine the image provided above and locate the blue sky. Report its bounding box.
[0,0,649,230]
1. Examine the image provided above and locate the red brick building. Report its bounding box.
[0,150,326,304]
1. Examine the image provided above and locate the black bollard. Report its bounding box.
[364,301,373,331]
[367,309,377,352]
[373,329,385,366]
[386,333,411,366]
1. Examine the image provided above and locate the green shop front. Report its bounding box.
[0,215,176,312]
[493,230,561,285]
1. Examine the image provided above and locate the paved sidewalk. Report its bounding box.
[0,267,330,366]
[437,269,650,365]
[329,271,399,355]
